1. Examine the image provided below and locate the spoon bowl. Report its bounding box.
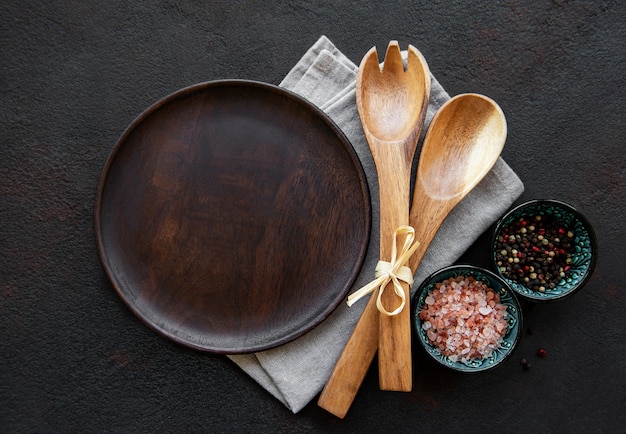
[408,93,507,276]
[416,94,507,201]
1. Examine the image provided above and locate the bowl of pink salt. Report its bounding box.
[412,265,522,373]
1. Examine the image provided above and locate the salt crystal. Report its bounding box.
[479,306,492,315]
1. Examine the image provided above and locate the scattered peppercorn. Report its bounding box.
[537,348,547,358]
[519,357,532,371]
[495,214,574,292]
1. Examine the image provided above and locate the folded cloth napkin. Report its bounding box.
[228,35,524,413]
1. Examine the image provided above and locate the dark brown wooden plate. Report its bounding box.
[95,80,371,354]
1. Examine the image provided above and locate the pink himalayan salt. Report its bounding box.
[419,275,508,363]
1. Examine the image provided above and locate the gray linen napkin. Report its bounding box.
[228,35,524,413]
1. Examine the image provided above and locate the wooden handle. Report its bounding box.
[317,293,379,418]
[375,148,413,391]
[378,280,412,390]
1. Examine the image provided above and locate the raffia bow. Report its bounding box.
[347,225,420,316]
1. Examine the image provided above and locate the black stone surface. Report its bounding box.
[1,1,624,432]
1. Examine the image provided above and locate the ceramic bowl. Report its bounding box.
[491,200,597,302]
[412,265,522,373]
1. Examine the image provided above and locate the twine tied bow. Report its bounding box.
[347,225,420,316]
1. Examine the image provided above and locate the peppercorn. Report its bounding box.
[495,214,574,293]
[537,348,547,358]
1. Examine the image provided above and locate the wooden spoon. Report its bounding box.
[318,40,431,413]
[318,92,507,418]
[407,93,507,273]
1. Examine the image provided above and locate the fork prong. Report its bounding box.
[406,45,426,74]
[360,46,382,75]
[382,41,404,73]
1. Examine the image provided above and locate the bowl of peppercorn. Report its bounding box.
[491,200,597,302]
[412,265,523,373]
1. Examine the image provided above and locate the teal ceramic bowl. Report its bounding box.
[491,200,597,303]
[412,265,522,373]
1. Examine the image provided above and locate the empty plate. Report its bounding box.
[95,80,371,353]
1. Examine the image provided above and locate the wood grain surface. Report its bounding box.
[95,81,371,353]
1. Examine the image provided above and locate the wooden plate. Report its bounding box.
[95,80,371,354]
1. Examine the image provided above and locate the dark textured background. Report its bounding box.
[1,1,624,432]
